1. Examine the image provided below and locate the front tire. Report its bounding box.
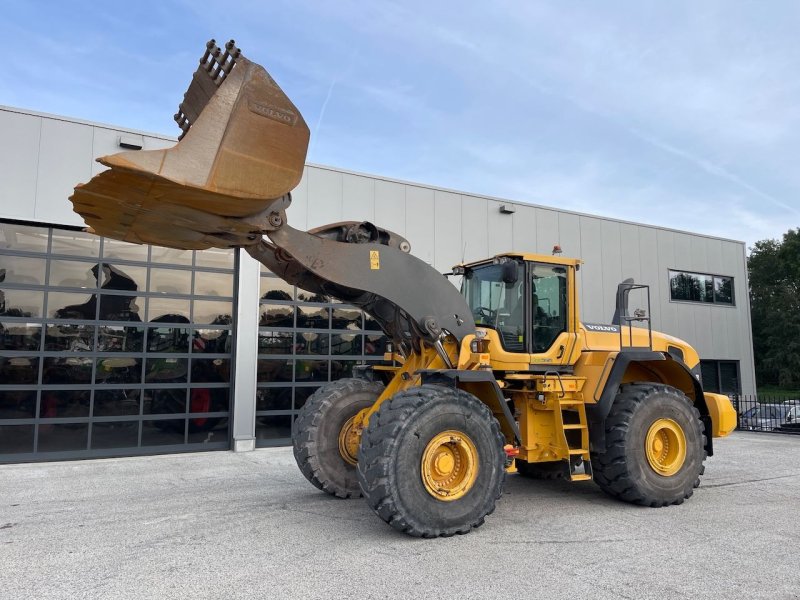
[591,383,706,507]
[357,385,506,537]
[292,378,384,498]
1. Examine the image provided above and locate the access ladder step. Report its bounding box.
[562,424,586,430]
[568,449,588,456]
[569,473,592,481]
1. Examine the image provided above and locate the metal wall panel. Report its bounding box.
[486,200,514,258]
[306,168,343,230]
[405,186,435,265]
[341,173,375,223]
[461,195,489,264]
[433,190,462,271]
[0,111,40,220]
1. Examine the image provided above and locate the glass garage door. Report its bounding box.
[0,222,236,462]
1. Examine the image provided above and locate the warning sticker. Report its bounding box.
[370,250,380,270]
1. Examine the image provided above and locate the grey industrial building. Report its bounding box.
[0,104,756,463]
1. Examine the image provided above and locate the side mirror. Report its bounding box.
[502,261,518,285]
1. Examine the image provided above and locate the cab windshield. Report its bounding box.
[461,262,525,351]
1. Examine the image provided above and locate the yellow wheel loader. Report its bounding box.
[70,40,737,538]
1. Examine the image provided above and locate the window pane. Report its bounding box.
[141,419,185,445]
[719,362,739,394]
[1,289,44,317]
[714,277,734,304]
[192,329,231,353]
[296,359,329,382]
[0,356,39,384]
[194,271,234,297]
[190,387,229,413]
[39,389,90,418]
[256,415,292,441]
[191,358,230,383]
[331,333,361,355]
[256,387,292,411]
[0,390,36,419]
[0,424,34,453]
[48,260,97,288]
[51,229,100,257]
[260,277,294,301]
[45,323,94,351]
[192,300,233,325]
[147,326,190,353]
[144,388,186,414]
[332,307,362,330]
[331,360,359,380]
[195,248,234,270]
[147,297,190,322]
[95,357,142,384]
[296,332,328,355]
[259,304,294,327]
[99,264,146,292]
[258,330,293,354]
[91,421,139,449]
[294,387,319,410]
[145,358,188,384]
[257,358,294,383]
[43,358,93,385]
[0,224,48,252]
[102,239,148,261]
[49,291,96,319]
[97,294,143,321]
[365,334,387,356]
[297,306,329,329]
[37,422,89,452]
[1,255,46,284]
[1,322,41,350]
[296,290,334,303]
[149,268,192,295]
[187,416,228,443]
[98,325,144,352]
[94,389,141,416]
[700,361,720,394]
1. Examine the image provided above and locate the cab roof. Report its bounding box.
[457,252,583,270]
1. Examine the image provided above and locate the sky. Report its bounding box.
[1,0,798,249]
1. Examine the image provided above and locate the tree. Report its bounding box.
[748,228,800,388]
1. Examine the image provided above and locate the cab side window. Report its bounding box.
[531,264,567,353]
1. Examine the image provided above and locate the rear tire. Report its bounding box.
[591,383,706,507]
[357,385,506,537]
[292,378,384,498]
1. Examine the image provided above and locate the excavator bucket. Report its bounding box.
[70,40,309,250]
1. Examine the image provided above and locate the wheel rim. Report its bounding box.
[645,418,687,476]
[338,416,360,466]
[421,430,479,501]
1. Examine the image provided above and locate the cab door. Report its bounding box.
[527,262,580,367]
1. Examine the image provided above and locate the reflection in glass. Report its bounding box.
[332,307,361,330]
[0,356,39,384]
[99,264,146,291]
[331,360,359,380]
[193,300,233,326]
[38,422,89,452]
[187,417,228,443]
[0,224,48,252]
[145,357,188,384]
[295,359,328,382]
[43,357,92,385]
[0,255,46,284]
[102,238,148,261]
[190,387,229,413]
[94,389,141,416]
[365,335,387,356]
[97,295,142,321]
[195,270,234,297]
[150,246,192,265]
[255,415,292,440]
[256,387,292,411]
[192,329,230,354]
[296,306,329,329]
[51,229,100,257]
[1,289,44,317]
[141,419,185,446]
[91,421,139,449]
[259,304,293,327]
[48,260,98,288]
[149,267,192,294]
[195,248,234,269]
[714,277,734,304]
[0,424,34,453]
[0,390,36,418]
[147,297,190,322]
[98,325,144,352]
[331,333,361,356]
[147,326,189,353]
[49,291,97,320]
[364,313,382,331]
[144,388,187,414]
[94,357,142,384]
[258,330,293,354]
[294,387,319,410]
[257,358,294,383]
[296,290,334,303]
[295,332,328,355]
[260,276,294,301]
[39,389,90,418]
[45,324,94,351]
[191,358,230,383]
[1,322,41,350]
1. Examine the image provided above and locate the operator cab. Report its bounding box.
[456,254,580,358]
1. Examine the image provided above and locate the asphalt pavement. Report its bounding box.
[1,431,798,600]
